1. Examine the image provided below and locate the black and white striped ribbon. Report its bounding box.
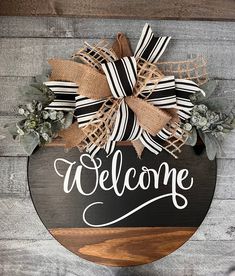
[139,128,172,156]
[175,79,203,120]
[74,95,107,128]
[101,56,137,98]
[86,143,101,158]
[87,139,116,158]
[103,100,142,156]
[104,140,116,156]
[140,76,177,108]
[134,23,171,63]
[109,99,142,140]
[44,81,78,111]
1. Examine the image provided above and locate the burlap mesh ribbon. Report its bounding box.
[45,23,207,159]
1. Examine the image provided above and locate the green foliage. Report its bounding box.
[20,131,40,156]
[185,127,197,146]
[183,79,235,160]
[5,78,74,155]
[19,83,54,106]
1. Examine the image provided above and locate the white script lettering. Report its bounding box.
[54,150,193,227]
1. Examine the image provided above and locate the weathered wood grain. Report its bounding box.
[0,38,234,79]
[0,0,235,21]
[0,157,28,195]
[0,197,51,241]
[0,116,27,156]
[49,227,196,266]
[1,17,235,40]
[0,239,234,275]
[192,199,235,241]
[216,159,235,199]
[0,197,234,241]
[0,77,33,115]
[218,130,235,159]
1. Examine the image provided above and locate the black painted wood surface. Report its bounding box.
[28,145,216,265]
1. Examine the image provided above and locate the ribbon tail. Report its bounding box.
[175,78,203,121]
[110,99,142,142]
[125,96,172,136]
[134,23,171,63]
[131,139,145,159]
[86,143,101,159]
[44,81,77,111]
[139,131,163,156]
[143,76,177,109]
[104,140,116,156]
[112,33,133,58]
[58,123,87,149]
[139,127,174,157]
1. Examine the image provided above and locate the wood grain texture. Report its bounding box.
[0,38,235,79]
[0,116,26,156]
[0,0,235,21]
[0,77,33,115]
[1,17,235,40]
[49,227,196,266]
[0,240,234,275]
[0,157,28,195]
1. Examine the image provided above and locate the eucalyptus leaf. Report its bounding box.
[204,133,218,160]
[51,121,63,133]
[33,74,50,84]
[185,127,198,146]
[30,83,42,90]
[231,119,235,128]
[222,123,233,130]
[20,132,40,155]
[213,133,226,158]
[204,97,235,115]
[63,112,74,129]
[19,86,49,105]
[197,129,205,143]
[200,80,219,99]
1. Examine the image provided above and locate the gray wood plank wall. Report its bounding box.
[0,17,234,276]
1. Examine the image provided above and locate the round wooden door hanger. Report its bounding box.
[28,145,216,266]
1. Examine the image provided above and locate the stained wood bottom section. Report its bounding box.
[49,227,196,266]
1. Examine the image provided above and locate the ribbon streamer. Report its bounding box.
[44,81,77,111]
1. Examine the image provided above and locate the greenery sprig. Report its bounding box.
[182,81,235,160]
[5,78,73,155]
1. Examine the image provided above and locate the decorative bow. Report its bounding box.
[45,23,206,158]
